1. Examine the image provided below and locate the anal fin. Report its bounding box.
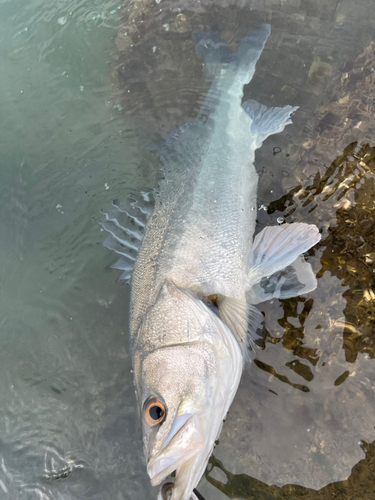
[243,99,298,149]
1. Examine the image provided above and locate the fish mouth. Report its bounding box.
[147,414,199,486]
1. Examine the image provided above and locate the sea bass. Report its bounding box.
[99,25,321,500]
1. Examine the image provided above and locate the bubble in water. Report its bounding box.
[57,16,67,25]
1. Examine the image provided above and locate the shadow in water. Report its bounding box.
[207,143,375,498]
[206,438,375,499]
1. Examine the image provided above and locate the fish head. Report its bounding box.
[140,344,216,500]
[133,280,242,500]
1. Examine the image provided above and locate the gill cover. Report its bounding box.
[133,280,243,500]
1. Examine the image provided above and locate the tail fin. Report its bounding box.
[194,25,298,144]
[194,25,271,112]
[194,24,271,84]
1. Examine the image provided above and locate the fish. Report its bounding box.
[98,24,321,500]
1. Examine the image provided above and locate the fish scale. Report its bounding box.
[133,111,257,332]
[99,24,321,500]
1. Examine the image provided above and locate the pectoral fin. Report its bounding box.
[212,295,264,360]
[247,223,321,302]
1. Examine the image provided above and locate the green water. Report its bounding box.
[1,0,374,499]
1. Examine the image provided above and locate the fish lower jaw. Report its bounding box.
[148,466,171,487]
[147,449,195,486]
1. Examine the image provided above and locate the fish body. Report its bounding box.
[100,24,321,500]
[131,27,275,331]
[131,107,257,330]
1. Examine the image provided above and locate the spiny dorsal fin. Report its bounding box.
[97,191,154,283]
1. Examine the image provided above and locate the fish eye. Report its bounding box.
[144,396,166,426]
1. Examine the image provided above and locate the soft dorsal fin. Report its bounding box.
[97,191,154,283]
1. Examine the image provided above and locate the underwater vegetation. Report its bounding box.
[267,141,375,364]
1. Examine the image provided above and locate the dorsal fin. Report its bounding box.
[97,191,154,283]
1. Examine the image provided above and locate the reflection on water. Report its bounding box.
[1,0,375,498]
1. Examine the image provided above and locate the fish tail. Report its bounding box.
[194,25,271,109]
[194,26,298,143]
[232,24,272,86]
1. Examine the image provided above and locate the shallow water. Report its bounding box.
[1,0,375,499]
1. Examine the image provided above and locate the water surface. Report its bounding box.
[1,0,375,499]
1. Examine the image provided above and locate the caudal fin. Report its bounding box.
[194,24,271,84]
[194,25,271,112]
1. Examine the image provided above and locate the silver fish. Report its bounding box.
[99,24,321,500]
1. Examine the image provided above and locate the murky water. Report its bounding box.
[1,0,374,499]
